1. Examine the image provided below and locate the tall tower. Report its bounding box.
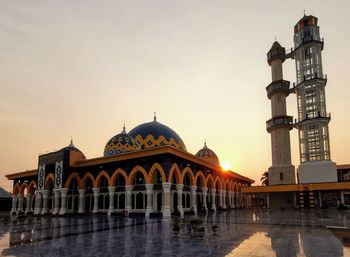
[266,41,296,185]
[292,15,337,183]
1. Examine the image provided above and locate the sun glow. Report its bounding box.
[221,162,231,171]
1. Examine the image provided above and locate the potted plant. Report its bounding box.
[188,215,201,231]
[170,220,181,237]
[192,226,205,239]
[212,224,218,235]
[172,220,181,238]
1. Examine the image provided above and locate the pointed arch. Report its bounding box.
[148,163,166,184]
[194,171,207,187]
[64,172,83,189]
[229,180,234,191]
[181,167,195,186]
[45,173,55,189]
[110,168,128,186]
[13,183,20,195]
[233,182,238,192]
[168,163,182,184]
[28,181,37,194]
[19,182,28,195]
[127,165,149,185]
[214,176,222,190]
[223,179,230,191]
[81,172,95,189]
[95,170,111,188]
[206,174,215,188]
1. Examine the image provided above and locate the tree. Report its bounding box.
[260,171,269,186]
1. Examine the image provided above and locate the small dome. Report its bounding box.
[104,126,140,157]
[61,139,86,159]
[129,114,186,151]
[195,142,219,165]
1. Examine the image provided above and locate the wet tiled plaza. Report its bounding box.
[1,209,350,257]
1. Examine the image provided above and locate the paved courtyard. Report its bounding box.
[1,209,350,257]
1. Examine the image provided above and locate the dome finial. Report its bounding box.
[69,136,74,147]
[153,112,157,122]
[204,140,207,148]
[122,122,127,134]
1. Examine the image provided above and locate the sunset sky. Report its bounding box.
[1,1,350,192]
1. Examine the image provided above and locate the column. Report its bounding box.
[231,191,235,208]
[211,188,216,211]
[125,185,133,215]
[202,187,208,212]
[34,190,42,215]
[222,190,227,209]
[108,187,116,215]
[218,190,223,209]
[59,188,69,215]
[231,192,235,209]
[190,186,197,215]
[41,190,50,214]
[53,189,60,215]
[162,182,171,218]
[236,192,240,208]
[92,188,100,214]
[145,184,153,218]
[176,184,184,218]
[227,191,231,209]
[17,194,24,213]
[78,189,86,213]
[25,193,33,213]
[10,195,17,214]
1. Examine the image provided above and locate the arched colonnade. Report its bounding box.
[11,163,251,217]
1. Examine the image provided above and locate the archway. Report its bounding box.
[67,175,80,213]
[112,172,126,211]
[82,175,94,213]
[45,173,55,212]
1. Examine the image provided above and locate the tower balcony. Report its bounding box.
[294,112,331,127]
[294,73,327,90]
[266,116,293,133]
[294,37,324,51]
[267,42,286,65]
[266,80,290,99]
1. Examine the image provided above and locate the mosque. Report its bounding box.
[6,114,253,217]
[7,14,350,216]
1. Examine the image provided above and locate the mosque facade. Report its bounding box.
[6,115,253,217]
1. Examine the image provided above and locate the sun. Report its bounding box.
[221,162,231,171]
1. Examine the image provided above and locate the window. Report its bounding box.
[280,172,284,181]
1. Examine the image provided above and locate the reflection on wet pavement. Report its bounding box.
[0,209,350,257]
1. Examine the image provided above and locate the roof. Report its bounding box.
[5,169,38,180]
[5,146,254,184]
[74,145,254,183]
[242,181,350,193]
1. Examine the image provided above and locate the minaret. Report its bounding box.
[292,15,337,183]
[266,41,296,185]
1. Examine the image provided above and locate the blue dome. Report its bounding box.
[129,116,186,151]
[104,126,141,156]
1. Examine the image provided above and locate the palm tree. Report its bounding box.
[260,171,269,186]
